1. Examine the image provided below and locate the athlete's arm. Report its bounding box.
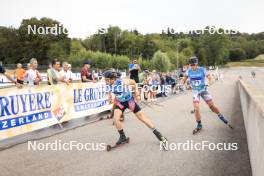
[108,92,113,104]
[35,71,42,84]
[206,73,213,86]
[1,73,22,88]
[2,73,14,83]
[180,76,188,85]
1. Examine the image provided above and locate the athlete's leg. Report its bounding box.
[135,110,155,128]
[132,102,167,143]
[193,102,201,122]
[202,91,231,126]
[114,107,128,144]
[114,109,123,130]
[135,111,167,143]
[201,90,220,114]
[206,100,220,114]
[207,100,229,124]
[192,92,202,132]
[192,91,202,122]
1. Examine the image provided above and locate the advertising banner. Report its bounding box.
[0,82,112,140]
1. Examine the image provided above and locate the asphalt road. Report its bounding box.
[0,68,252,176]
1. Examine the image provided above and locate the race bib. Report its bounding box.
[192,80,201,87]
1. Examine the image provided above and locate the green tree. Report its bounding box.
[18,17,70,64]
[152,51,171,72]
[195,29,230,65]
[0,27,21,63]
[142,34,158,59]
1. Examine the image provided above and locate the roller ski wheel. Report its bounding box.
[160,137,168,151]
[106,115,112,119]
[107,112,114,119]
[227,124,234,129]
[106,137,130,152]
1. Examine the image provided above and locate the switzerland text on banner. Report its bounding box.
[0,82,112,140]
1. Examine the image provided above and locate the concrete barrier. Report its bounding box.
[238,79,264,176]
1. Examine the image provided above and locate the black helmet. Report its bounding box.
[189,56,198,65]
[103,69,119,79]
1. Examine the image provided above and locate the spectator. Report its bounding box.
[47,59,69,85]
[92,70,99,81]
[47,63,52,85]
[24,63,31,84]
[26,63,31,70]
[24,58,42,86]
[142,70,150,101]
[148,70,160,101]
[81,60,96,83]
[160,73,167,97]
[14,63,25,84]
[68,64,72,72]
[129,59,141,83]
[60,62,73,82]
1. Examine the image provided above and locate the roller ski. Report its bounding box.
[107,134,130,151]
[218,115,234,129]
[193,122,202,135]
[98,112,114,121]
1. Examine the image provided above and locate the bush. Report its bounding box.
[152,50,171,72]
[68,50,130,70]
[229,48,246,61]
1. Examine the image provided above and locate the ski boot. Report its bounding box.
[219,115,234,129]
[116,134,128,145]
[153,129,168,150]
[193,122,202,135]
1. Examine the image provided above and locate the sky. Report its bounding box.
[0,0,263,38]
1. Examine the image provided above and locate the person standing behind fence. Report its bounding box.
[47,64,52,85]
[148,70,159,101]
[14,63,25,84]
[24,63,31,84]
[129,59,141,83]
[160,73,167,97]
[81,60,96,83]
[47,59,69,85]
[60,62,73,83]
[24,58,42,86]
